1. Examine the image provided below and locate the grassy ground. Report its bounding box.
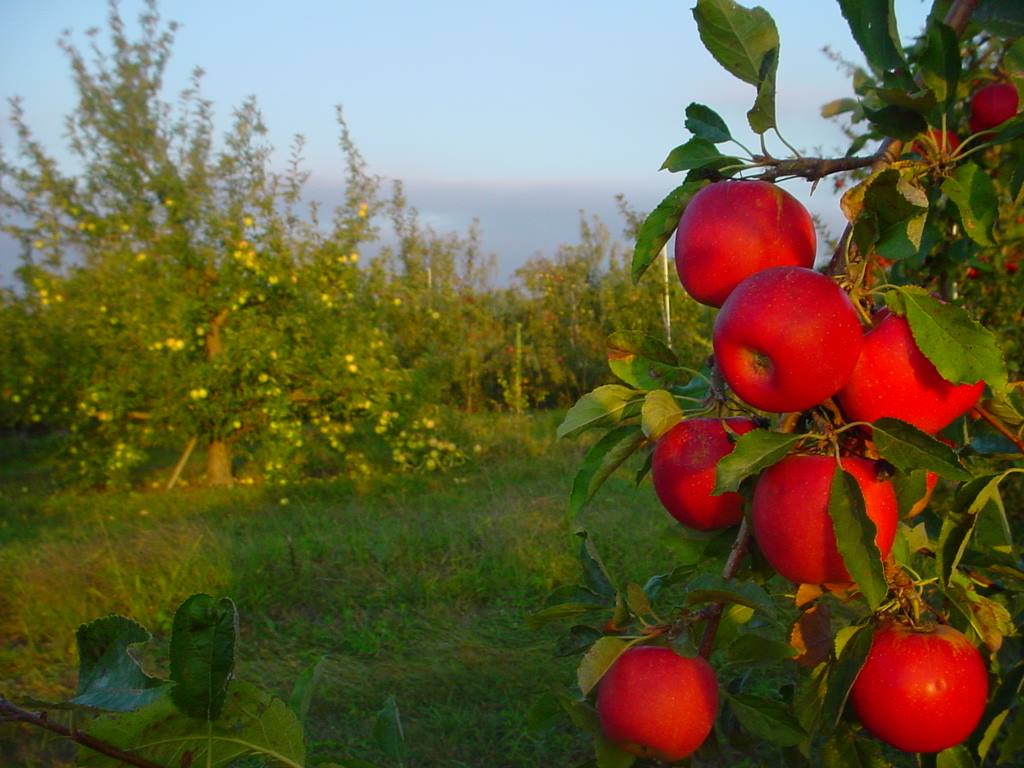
[0,412,678,767]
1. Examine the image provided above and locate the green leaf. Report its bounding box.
[557,385,642,440]
[713,429,803,495]
[692,0,780,134]
[577,530,617,599]
[373,695,406,765]
[725,633,798,664]
[640,390,684,441]
[606,331,683,390]
[631,181,707,284]
[973,0,1024,37]
[625,582,655,621]
[726,693,805,747]
[884,285,1007,393]
[684,572,775,617]
[892,470,930,519]
[684,102,732,143]
[837,0,909,82]
[577,636,633,697]
[876,212,927,262]
[821,98,860,118]
[595,733,637,768]
[828,466,888,609]
[919,21,960,113]
[946,572,1015,653]
[871,418,971,481]
[822,722,887,768]
[527,603,605,630]
[936,743,978,768]
[862,104,928,140]
[82,682,305,768]
[169,594,238,721]
[821,623,874,732]
[570,425,647,516]
[72,615,167,713]
[287,654,327,726]
[942,163,997,246]
[661,137,736,173]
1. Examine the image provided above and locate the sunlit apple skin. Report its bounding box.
[674,180,816,307]
[851,622,989,754]
[969,82,1020,134]
[712,266,863,413]
[836,312,984,434]
[751,455,897,585]
[597,646,718,763]
[651,417,757,531]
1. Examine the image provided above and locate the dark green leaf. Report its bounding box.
[528,603,605,630]
[72,615,167,713]
[169,594,237,721]
[625,582,655,621]
[793,662,828,733]
[726,693,806,747]
[557,385,642,440]
[892,469,930,519]
[82,683,304,768]
[373,695,406,764]
[822,722,888,768]
[640,390,683,441]
[631,181,707,284]
[685,572,775,616]
[713,429,803,495]
[725,633,798,664]
[919,21,960,112]
[555,625,605,658]
[692,0,779,134]
[946,571,1015,653]
[606,331,682,390]
[837,0,909,82]
[973,663,1024,759]
[973,0,1024,37]
[577,530,617,599]
[872,87,938,114]
[287,654,327,726]
[936,743,977,768]
[871,418,971,480]
[883,286,1007,392]
[685,102,732,143]
[570,425,647,516]
[876,213,927,262]
[595,733,637,768]
[862,102,928,140]
[577,636,633,696]
[942,163,997,246]
[661,138,736,173]
[821,623,874,732]
[828,466,888,609]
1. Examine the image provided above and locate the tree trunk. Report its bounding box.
[206,439,233,487]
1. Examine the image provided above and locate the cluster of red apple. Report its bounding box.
[914,81,1020,159]
[595,173,996,760]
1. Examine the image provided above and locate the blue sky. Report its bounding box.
[0,1,933,285]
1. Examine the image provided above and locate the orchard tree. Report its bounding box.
[0,1,433,486]
[542,1,1024,766]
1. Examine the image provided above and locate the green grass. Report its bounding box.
[0,413,677,767]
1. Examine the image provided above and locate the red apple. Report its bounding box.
[674,180,816,307]
[969,82,1019,134]
[910,128,960,157]
[651,417,757,530]
[836,311,984,434]
[851,621,988,753]
[597,645,718,762]
[713,266,863,413]
[751,455,898,585]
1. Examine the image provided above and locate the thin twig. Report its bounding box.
[972,404,1024,454]
[0,697,166,768]
[698,518,753,659]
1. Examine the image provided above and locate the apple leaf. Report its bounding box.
[974,663,1024,761]
[862,103,928,140]
[919,21,960,113]
[883,286,1007,393]
[942,163,997,246]
[822,722,887,768]
[684,102,732,143]
[373,695,406,764]
[287,655,327,727]
[570,425,647,517]
[712,429,803,495]
[876,212,927,262]
[973,0,1024,37]
[606,331,685,390]
[577,530,617,599]
[827,466,888,610]
[576,636,633,697]
[934,744,979,768]
[557,385,642,439]
[631,180,707,284]
[726,633,799,664]
[836,0,909,83]
[870,418,971,481]
[726,692,806,747]
[72,615,168,712]
[820,623,874,733]
[169,594,237,721]
[661,137,738,173]
[640,390,684,441]
[692,0,779,134]
[946,572,1015,653]
[821,97,860,118]
[684,572,775,617]
[595,733,638,768]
